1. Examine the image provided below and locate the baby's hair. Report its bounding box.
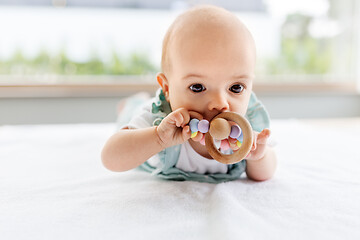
[161,5,233,75]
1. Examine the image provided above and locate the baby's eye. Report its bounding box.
[189,84,206,93]
[229,84,244,93]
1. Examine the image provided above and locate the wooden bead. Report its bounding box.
[205,112,253,164]
[209,118,231,140]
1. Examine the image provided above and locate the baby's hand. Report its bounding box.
[156,108,202,148]
[245,129,271,161]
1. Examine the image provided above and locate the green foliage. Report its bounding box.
[261,13,333,76]
[0,49,158,75]
[1,13,336,79]
[264,37,333,75]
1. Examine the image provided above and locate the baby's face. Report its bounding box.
[161,16,256,121]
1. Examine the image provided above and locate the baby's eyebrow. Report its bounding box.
[232,74,254,80]
[182,73,254,81]
[182,73,204,80]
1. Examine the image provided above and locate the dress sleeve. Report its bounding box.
[116,95,153,130]
[245,92,270,132]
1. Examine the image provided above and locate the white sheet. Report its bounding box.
[1,119,360,240]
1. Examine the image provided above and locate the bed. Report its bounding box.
[1,118,359,239]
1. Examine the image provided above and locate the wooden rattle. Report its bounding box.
[189,112,253,164]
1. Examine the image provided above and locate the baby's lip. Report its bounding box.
[205,111,231,121]
[201,115,215,122]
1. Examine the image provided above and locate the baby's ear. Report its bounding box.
[156,72,170,101]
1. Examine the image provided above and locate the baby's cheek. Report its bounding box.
[232,92,252,115]
[230,104,248,116]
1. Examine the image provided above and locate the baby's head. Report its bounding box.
[157,5,256,120]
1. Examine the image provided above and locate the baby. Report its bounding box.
[101,5,277,183]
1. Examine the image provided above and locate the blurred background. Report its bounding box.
[0,0,359,124]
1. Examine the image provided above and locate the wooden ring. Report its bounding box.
[205,112,253,164]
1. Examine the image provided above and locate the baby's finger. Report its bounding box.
[191,131,203,142]
[175,108,191,127]
[182,125,191,140]
[257,129,271,145]
[229,140,240,151]
[228,137,237,144]
[199,134,206,145]
[180,110,191,127]
[174,113,185,127]
[188,111,204,121]
[251,132,257,151]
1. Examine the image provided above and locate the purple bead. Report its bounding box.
[189,119,199,132]
[198,119,209,133]
[237,133,243,142]
[229,125,242,139]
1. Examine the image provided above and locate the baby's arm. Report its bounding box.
[101,126,165,172]
[245,129,277,181]
[101,108,200,172]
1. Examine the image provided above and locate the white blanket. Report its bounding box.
[1,119,360,240]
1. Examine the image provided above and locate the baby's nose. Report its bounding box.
[208,92,229,112]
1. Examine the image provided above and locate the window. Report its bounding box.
[0,0,359,94]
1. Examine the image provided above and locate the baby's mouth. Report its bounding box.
[205,111,231,121]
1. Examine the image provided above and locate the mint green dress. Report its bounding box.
[118,88,270,183]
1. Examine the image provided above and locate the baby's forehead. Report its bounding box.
[162,6,255,75]
[169,7,252,48]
